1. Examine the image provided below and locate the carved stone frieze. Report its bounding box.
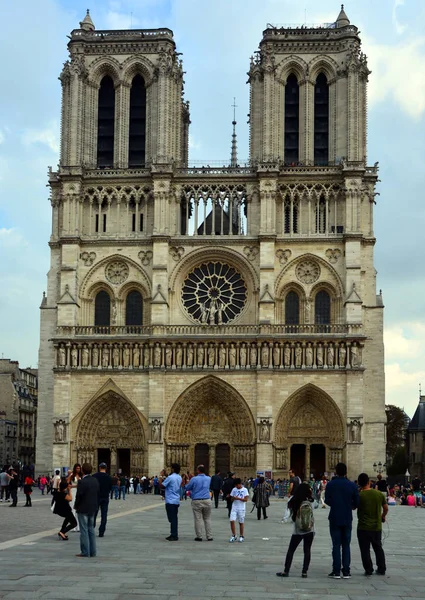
[276,249,292,265]
[80,251,96,266]
[138,250,153,266]
[169,246,185,262]
[243,246,259,261]
[325,248,342,264]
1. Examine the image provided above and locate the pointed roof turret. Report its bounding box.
[80,9,95,31]
[408,395,425,432]
[230,98,238,168]
[336,4,350,28]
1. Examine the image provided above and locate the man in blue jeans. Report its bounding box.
[325,462,359,579]
[74,462,99,557]
[160,463,182,541]
[93,463,112,537]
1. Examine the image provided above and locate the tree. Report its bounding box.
[386,405,408,467]
[387,446,408,476]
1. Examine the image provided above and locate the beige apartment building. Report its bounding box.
[36,7,385,479]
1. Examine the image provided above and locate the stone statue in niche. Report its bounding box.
[208,344,215,367]
[295,345,302,368]
[111,300,117,325]
[259,419,271,442]
[165,345,172,368]
[273,344,280,367]
[349,419,361,442]
[351,344,359,367]
[200,303,208,324]
[209,299,217,325]
[261,343,269,367]
[339,345,347,367]
[316,344,323,367]
[187,344,194,367]
[102,345,109,368]
[219,343,226,368]
[151,419,162,443]
[153,344,161,367]
[176,345,183,368]
[144,345,150,368]
[92,345,99,368]
[58,346,66,367]
[250,343,257,367]
[217,303,223,325]
[133,344,140,368]
[284,345,291,367]
[229,343,236,368]
[71,346,78,368]
[123,344,130,368]
[305,343,313,367]
[327,344,334,367]
[197,344,204,367]
[54,420,66,443]
[82,345,89,368]
[112,345,120,368]
[240,343,247,367]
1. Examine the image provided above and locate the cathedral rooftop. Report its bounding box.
[408,395,425,432]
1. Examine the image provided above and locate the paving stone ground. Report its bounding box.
[0,492,424,600]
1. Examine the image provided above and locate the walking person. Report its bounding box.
[320,476,328,508]
[67,463,82,532]
[52,469,61,492]
[276,483,315,578]
[229,478,249,542]
[24,475,35,506]
[93,462,112,537]
[325,462,359,579]
[222,472,235,518]
[357,472,388,576]
[375,473,389,501]
[74,462,99,558]
[283,469,301,523]
[110,473,119,499]
[53,479,77,540]
[39,474,47,495]
[253,476,271,520]
[8,468,18,507]
[185,464,213,541]
[0,467,11,502]
[160,463,182,541]
[210,470,223,509]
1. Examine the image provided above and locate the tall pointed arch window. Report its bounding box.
[284,74,299,164]
[125,290,143,326]
[314,73,329,165]
[285,291,300,325]
[315,290,331,325]
[94,290,111,326]
[97,76,115,167]
[129,75,147,167]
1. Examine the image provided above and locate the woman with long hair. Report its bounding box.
[276,483,315,578]
[53,479,77,540]
[67,463,82,532]
[253,476,271,519]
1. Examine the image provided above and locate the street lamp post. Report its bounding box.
[373,461,386,475]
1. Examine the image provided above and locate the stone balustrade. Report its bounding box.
[55,338,363,371]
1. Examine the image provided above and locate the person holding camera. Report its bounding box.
[160,464,182,541]
[357,472,388,576]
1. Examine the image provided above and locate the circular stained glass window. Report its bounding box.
[182,262,247,324]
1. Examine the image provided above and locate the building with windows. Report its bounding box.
[36,7,385,479]
[0,359,38,470]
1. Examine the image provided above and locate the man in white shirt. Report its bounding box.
[52,470,61,491]
[229,478,249,543]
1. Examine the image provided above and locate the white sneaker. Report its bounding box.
[239,536,245,543]
[229,535,237,543]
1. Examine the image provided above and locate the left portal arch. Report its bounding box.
[74,388,147,475]
[165,376,256,478]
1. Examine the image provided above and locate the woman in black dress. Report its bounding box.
[53,479,77,540]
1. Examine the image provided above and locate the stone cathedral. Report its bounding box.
[36,6,385,480]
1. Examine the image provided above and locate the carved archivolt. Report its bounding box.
[79,254,151,300]
[274,384,345,447]
[275,252,344,300]
[165,376,256,446]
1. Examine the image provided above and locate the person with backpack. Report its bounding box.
[276,483,315,578]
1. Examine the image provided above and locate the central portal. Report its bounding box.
[165,376,256,478]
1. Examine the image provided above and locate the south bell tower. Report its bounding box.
[37,7,385,481]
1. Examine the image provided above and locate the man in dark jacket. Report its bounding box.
[210,470,223,508]
[222,472,235,517]
[74,462,99,557]
[8,468,18,507]
[93,462,112,537]
[325,462,360,579]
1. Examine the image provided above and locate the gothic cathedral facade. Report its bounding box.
[36,7,385,479]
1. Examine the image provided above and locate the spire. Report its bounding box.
[80,9,95,31]
[336,4,350,28]
[230,98,238,168]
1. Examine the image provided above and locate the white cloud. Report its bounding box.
[0,228,26,248]
[21,121,60,154]
[364,33,425,119]
[392,0,407,35]
[384,324,423,360]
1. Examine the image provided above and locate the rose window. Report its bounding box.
[105,260,129,285]
[295,260,320,284]
[182,262,247,324]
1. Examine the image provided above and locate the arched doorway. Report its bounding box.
[165,376,256,478]
[274,384,345,479]
[74,389,146,475]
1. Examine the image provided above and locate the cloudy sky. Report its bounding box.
[0,0,424,416]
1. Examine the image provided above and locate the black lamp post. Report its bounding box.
[373,461,386,475]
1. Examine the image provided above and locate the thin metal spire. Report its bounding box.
[230,97,238,168]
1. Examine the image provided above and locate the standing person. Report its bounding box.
[52,469,61,492]
[39,474,47,495]
[253,476,271,520]
[276,483,315,578]
[0,468,11,502]
[222,472,235,518]
[185,465,213,541]
[411,475,423,507]
[8,468,18,507]
[119,474,126,500]
[93,462,112,537]
[160,464,182,541]
[357,472,388,576]
[283,469,301,522]
[210,470,223,509]
[53,479,77,540]
[325,462,360,579]
[24,475,35,506]
[229,478,249,543]
[67,463,82,532]
[320,476,328,508]
[375,473,389,499]
[110,473,119,499]
[74,463,99,558]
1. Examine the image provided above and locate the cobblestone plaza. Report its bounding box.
[0,495,424,600]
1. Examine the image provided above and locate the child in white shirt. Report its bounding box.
[229,478,249,542]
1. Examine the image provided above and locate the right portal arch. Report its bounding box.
[274,384,346,479]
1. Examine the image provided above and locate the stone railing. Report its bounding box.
[54,338,364,371]
[56,323,363,338]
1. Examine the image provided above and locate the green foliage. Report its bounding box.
[386,404,408,470]
[387,446,408,476]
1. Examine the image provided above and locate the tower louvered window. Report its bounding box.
[314,73,329,165]
[97,76,115,167]
[285,74,299,164]
[129,75,147,166]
